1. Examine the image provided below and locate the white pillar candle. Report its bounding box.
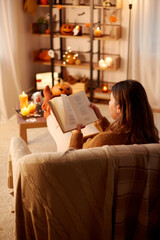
[105,57,113,67]
[99,59,107,68]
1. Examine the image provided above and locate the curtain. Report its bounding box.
[0,0,21,124]
[130,0,160,109]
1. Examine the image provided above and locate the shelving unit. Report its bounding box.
[32,0,123,101]
[33,50,120,70]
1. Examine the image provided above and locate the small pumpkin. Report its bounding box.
[63,50,78,64]
[52,80,72,96]
[38,50,51,61]
[60,24,74,35]
[109,15,118,23]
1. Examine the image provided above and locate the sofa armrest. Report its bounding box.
[8,137,31,190]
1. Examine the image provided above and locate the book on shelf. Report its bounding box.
[47,91,99,135]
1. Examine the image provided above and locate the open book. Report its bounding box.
[47,91,99,134]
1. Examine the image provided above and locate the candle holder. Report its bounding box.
[102,84,108,93]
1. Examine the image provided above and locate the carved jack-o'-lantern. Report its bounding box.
[63,83,73,95]
[60,24,74,35]
[52,80,72,96]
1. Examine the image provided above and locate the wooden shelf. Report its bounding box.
[92,88,111,100]
[31,23,121,40]
[32,50,120,71]
[38,4,122,9]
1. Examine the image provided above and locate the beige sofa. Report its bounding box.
[8,136,160,240]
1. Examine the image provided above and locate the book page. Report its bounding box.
[48,95,79,132]
[81,123,100,137]
[68,91,98,126]
[48,97,66,132]
[61,94,79,132]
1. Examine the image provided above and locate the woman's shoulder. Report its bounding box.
[83,130,130,148]
[99,130,130,143]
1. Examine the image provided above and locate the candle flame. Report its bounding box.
[102,85,108,92]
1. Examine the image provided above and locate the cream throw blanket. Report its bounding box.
[8,137,160,240]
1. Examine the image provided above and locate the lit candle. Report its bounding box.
[28,102,36,113]
[105,57,113,67]
[102,85,108,93]
[99,59,107,68]
[94,27,101,37]
[19,91,28,110]
[21,106,30,116]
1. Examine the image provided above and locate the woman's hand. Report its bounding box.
[76,123,84,133]
[90,102,103,119]
[72,124,84,134]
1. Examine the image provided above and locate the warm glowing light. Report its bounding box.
[28,102,36,113]
[99,59,107,68]
[19,91,28,110]
[102,85,108,93]
[68,46,71,52]
[21,106,30,116]
[94,27,101,37]
[105,57,113,67]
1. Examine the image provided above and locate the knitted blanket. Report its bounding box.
[8,137,160,240]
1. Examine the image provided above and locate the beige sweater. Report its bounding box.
[69,117,131,149]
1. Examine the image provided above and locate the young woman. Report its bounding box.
[43,80,159,151]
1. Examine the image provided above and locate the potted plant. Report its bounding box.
[37,16,48,34]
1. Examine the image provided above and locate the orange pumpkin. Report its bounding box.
[52,81,72,96]
[63,83,72,95]
[63,51,78,64]
[60,24,74,35]
[38,50,51,61]
[109,15,118,23]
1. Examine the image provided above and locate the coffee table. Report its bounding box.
[16,114,47,144]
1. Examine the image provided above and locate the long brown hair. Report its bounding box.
[110,80,159,143]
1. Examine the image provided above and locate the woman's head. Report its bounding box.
[109,92,121,120]
[110,80,159,143]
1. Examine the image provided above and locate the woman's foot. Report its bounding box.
[43,85,52,101]
[41,85,53,119]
